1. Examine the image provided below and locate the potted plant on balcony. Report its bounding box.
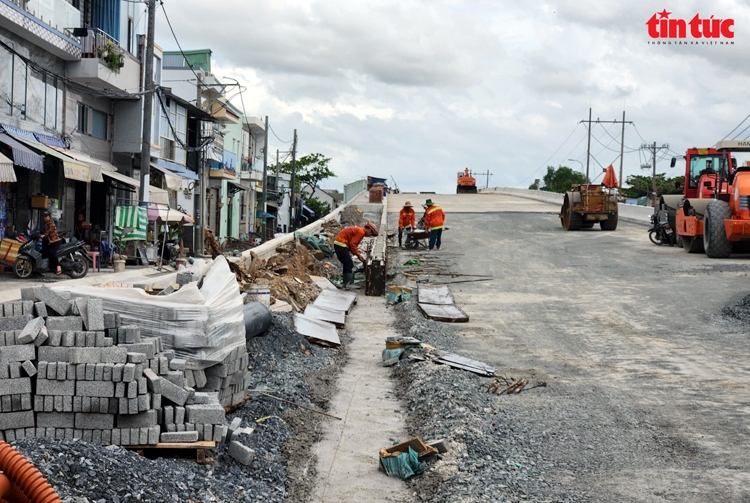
[96,42,125,74]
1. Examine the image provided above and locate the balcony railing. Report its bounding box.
[80,27,119,58]
[10,0,81,37]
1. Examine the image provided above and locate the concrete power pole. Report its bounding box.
[289,129,297,231]
[138,0,156,204]
[585,107,592,182]
[641,141,669,207]
[619,110,625,190]
[261,116,268,243]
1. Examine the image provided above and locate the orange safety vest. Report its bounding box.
[334,226,366,255]
[425,205,445,230]
[399,208,416,230]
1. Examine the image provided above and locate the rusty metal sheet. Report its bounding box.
[304,304,346,328]
[418,286,454,305]
[313,289,357,314]
[417,303,469,323]
[293,313,340,347]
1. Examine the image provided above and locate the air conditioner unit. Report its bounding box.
[160,137,176,161]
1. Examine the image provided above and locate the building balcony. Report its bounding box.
[244,116,265,137]
[240,168,263,182]
[67,29,140,92]
[0,0,82,60]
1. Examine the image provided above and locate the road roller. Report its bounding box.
[559,184,618,231]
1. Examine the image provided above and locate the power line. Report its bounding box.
[516,123,583,187]
[268,123,292,143]
[160,1,203,87]
[723,113,750,140]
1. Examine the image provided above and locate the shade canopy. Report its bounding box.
[602,165,619,189]
[147,205,193,226]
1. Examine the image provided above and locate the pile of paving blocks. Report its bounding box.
[0,285,229,446]
[194,347,251,407]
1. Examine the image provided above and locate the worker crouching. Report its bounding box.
[334,221,378,289]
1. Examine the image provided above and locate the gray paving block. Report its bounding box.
[8,361,20,379]
[103,313,116,329]
[36,412,75,428]
[112,363,123,382]
[102,429,111,445]
[148,425,159,445]
[128,398,138,414]
[21,393,31,410]
[33,326,48,347]
[228,440,255,465]
[0,411,35,430]
[151,393,161,410]
[17,317,43,344]
[0,363,7,380]
[61,331,75,347]
[34,302,48,318]
[111,428,120,445]
[160,378,190,406]
[21,360,36,377]
[193,369,207,389]
[119,326,140,344]
[20,287,41,302]
[33,286,72,316]
[94,363,104,381]
[0,316,33,332]
[85,331,96,347]
[185,369,195,388]
[163,405,174,424]
[163,371,184,388]
[0,378,31,396]
[74,298,89,329]
[45,317,82,332]
[37,347,72,363]
[75,332,86,347]
[117,410,157,429]
[160,431,198,443]
[47,330,62,347]
[73,396,82,412]
[142,368,162,394]
[185,404,226,425]
[137,393,150,411]
[99,347,128,364]
[226,417,242,444]
[120,428,130,445]
[56,362,67,380]
[86,299,104,331]
[68,347,101,364]
[20,301,34,316]
[85,363,95,381]
[127,352,147,364]
[36,379,74,396]
[62,396,72,412]
[74,413,114,430]
[174,406,185,424]
[76,381,115,398]
[139,427,148,444]
[114,382,126,398]
[122,363,136,382]
[43,396,53,411]
[103,364,113,381]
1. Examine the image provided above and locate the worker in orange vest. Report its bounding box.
[424,199,445,251]
[334,221,378,288]
[398,201,416,248]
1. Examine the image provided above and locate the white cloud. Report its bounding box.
[155,0,750,193]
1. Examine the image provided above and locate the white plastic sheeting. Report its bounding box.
[54,256,245,369]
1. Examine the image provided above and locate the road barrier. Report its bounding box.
[479,187,653,225]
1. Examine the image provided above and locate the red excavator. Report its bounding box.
[457,168,477,193]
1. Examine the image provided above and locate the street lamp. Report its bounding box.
[568,159,584,174]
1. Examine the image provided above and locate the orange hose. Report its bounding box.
[0,441,60,503]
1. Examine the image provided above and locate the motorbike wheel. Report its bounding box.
[65,253,89,279]
[648,229,663,246]
[13,256,33,278]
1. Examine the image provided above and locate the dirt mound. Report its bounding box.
[339,205,365,226]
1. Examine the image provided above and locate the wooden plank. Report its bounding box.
[304,304,346,328]
[294,312,341,347]
[314,289,357,314]
[417,303,469,323]
[418,286,454,305]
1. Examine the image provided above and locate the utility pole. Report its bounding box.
[640,141,669,207]
[138,0,156,204]
[478,170,493,188]
[579,109,632,184]
[619,110,625,190]
[585,108,592,182]
[261,116,268,243]
[289,129,297,231]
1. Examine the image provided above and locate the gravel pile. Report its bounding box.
[10,312,346,503]
[387,250,580,502]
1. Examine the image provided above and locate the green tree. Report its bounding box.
[528,182,539,190]
[542,166,588,193]
[277,153,336,193]
[304,196,331,218]
[622,174,684,199]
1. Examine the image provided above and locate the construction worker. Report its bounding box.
[334,221,378,288]
[398,201,416,248]
[424,199,445,251]
[41,210,62,274]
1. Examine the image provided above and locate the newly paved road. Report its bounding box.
[388,193,750,501]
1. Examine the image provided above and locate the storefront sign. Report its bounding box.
[63,163,91,183]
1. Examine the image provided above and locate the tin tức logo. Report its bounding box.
[646,10,734,43]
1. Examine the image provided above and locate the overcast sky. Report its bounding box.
[154,0,750,194]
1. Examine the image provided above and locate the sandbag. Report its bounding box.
[243,301,273,339]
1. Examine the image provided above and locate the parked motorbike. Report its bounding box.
[649,210,676,246]
[13,235,90,279]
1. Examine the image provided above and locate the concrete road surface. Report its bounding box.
[393,192,750,501]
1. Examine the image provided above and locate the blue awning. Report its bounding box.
[33,133,67,149]
[256,211,276,219]
[302,204,315,216]
[0,132,43,173]
[155,158,198,181]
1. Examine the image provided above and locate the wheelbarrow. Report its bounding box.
[404,229,431,249]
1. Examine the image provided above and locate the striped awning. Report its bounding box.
[0,132,43,173]
[113,206,148,242]
[33,133,67,149]
[0,152,16,182]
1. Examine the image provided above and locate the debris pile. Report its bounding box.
[0,285,228,447]
[244,241,336,310]
[339,205,365,226]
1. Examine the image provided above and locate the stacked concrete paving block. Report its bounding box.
[0,312,37,442]
[196,346,251,407]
